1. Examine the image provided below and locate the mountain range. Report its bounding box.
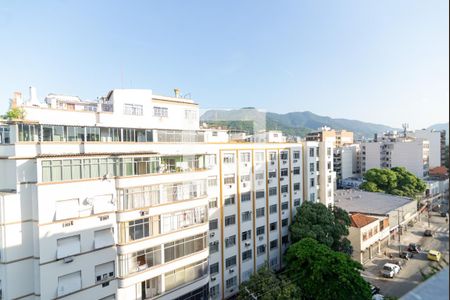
[201,108,448,141]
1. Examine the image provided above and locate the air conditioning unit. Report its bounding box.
[140,210,149,216]
[230,289,234,293]
[211,277,216,281]
[283,161,287,164]
[283,194,287,197]
[210,232,215,238]
[280,177,284,181]
[270,161,275,165]
[243,183,247,188]
[245,242,251,247]
[228,185,233,188]
[259,236,264,241]
[229,268,234,273]
[294,159,298,163]
[63,256,74,264]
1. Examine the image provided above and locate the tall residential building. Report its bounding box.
[360,138,429,178]
[0,88,334,300]
[333,144,361,186]
[413,129,446,168]
[305,127,354,147]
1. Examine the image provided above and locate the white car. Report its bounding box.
[381,263,401,278]
[372,294,384,300]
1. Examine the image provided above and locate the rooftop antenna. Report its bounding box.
[402,123,409,138]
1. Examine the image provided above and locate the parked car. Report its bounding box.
[407,243,422,253]
[388,259,406,268]
[381,263,401,278]
[427,250,442,262]
[370,284,381,296]
[372,294,384,300]
[424,229,433,237]
[400,251,413,260]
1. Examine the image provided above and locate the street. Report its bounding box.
[362,211,449,298]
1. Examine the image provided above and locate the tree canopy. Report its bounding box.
[360,167,426,198]
[289,201,352,254]
[238,266,301,300]
[4,107,25,120]
[285,238,372,300]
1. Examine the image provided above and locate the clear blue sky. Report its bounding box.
[0,0,448,129]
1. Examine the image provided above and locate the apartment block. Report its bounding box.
[305,127,354,147]
[333,144,361,186]
[0,88,333,300]
[413,129,446,168]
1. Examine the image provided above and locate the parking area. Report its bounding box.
[361,211,449,298]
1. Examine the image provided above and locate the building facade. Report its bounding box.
[0,88,334,300]
[413,129,446,168]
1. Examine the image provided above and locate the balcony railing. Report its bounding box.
[117,180,207,211]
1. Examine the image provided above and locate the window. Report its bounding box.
[269,204,277,214]
[270,239,278,250]
[309,148,315,157]
[310,178,315,187]
[128,218,150,241]
[242,230,251,241]
[242,211,252,222]
[281,185,288,194]
[294,199,301,206]
[327,162,332,170]
[256,190,265,199]
[327,147,332,156]
[225,256,237,269]
[210,284,220,298]
[164,233,207,262]
[224,175,235,185]
[293,167,300,175]
[269,152,277,161]
[293,151,300,159]
[280,152,288,160]
[124,104,144,116]
[294,183,300,191]
[268,171,277,178]
[209,241,219,254]
[282,235,289,245]
[57,235,81,259]
[210,263,219,275]
[280,168,288,177]
[94,228,114,249]
[255,172,264,180]
[309,193,315,201]
[57,271,81,297]
[309,163,315,172]
[225,235,236,248]
[281,202,289,210]
[95,261,115,283]
[257,245,266,256]
[256,207,265,218]
[316,147,320,156]
[226,276,237,289]
[242,250,252,261]
[241,192,251,202]
[328,175,332,184]
[223,153,235,164]
[240,152,251,162]
[225,215,236,226]
[224,195,236,206]
[209,219,218,230]
[269,187,277,196]
[153,106,168,117]
[209,198,218,209]
[255,152,264,162]
[256,226,265,236]
[270,222,277,231]
[240,175,251,184]
[208,177,217,187]
[282,218,288,227]
[184,110,197,120]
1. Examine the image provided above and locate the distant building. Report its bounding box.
[360,138,430,178]
[414,129,446,168]
[334,144,361,186]
[347,213,390,263]
[306,127,354,147]
[334,190,418,243]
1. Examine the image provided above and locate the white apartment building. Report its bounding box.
[413,129,446,168]
[0,88,333,300]
[360,139,430,178]
[333,144,360,185]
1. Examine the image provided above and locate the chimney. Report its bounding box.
[28,86,39,105]
[174,88,180,98]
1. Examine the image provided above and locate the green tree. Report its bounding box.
[238,266,301,300]
[285,238,372,300]
[5,107,25,120]
[290,202,352,254]
[360,167,426,198]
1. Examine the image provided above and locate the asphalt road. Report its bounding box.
[362,212,449,298]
